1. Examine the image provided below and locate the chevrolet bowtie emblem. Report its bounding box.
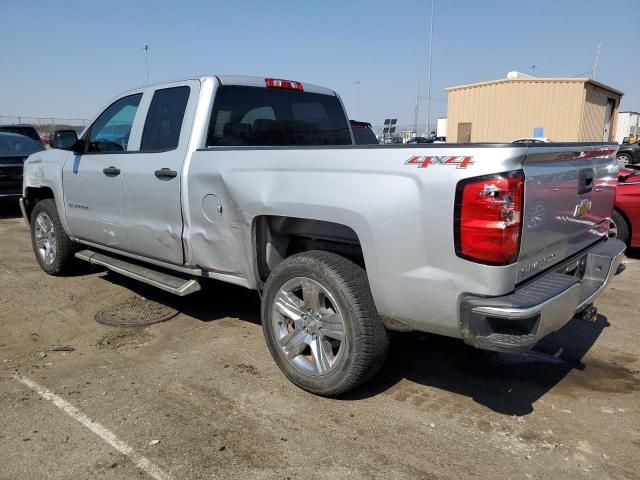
[574,199,592,218]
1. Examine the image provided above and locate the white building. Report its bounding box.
[615,111,640,143]
[436,118,447,138]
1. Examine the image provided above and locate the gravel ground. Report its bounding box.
[1,202,638,479]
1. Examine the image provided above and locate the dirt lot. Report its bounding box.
[1,203,639,480]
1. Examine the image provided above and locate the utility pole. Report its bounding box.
[425,0,434,136]
[413,80,420,135]
[354,80,361,118]
[142,44,150,85]
[592,42,601,80]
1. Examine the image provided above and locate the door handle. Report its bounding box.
[103,166,120,177]
[155,168,178,179]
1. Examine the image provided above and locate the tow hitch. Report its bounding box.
[577,304,598,322]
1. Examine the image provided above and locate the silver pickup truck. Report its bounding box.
[21,75,626,396]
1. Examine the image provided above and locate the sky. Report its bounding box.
[1,0,639,130]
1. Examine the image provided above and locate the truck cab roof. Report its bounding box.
[124,75,337,97]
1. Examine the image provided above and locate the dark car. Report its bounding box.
[0,124,45,147]
[0,132,45,198]
[617,142,640,166]
[406,136,433,144]
[349,120,379,145]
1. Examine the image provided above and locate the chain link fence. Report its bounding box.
[0,115,89,137]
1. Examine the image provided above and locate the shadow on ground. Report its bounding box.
[101,271,262,325]
[0,200,21,219]
[344,315,614,416]
[98,270,622,416]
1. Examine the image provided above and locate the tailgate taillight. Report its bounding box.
[454,170,524,265]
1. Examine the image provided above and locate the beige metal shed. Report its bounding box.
[445,76,623,143]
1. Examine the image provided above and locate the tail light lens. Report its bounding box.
[454,171,524,265]
[265,78,304,91]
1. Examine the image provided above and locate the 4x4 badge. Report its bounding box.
[405,155,474,169]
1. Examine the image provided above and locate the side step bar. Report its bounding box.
[75,250,201,296]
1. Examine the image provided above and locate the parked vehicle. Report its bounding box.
[616,141,640,165]
[512,137,550,144]
[406,136,433,144]
[21,75,625,396]
[611,166,640,247]
[0,132,45,198]
[0,124,45,147]
[349,120,378,145]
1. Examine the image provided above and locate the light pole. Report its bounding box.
[354,81,361,118]
[425,0,434,136]
[142,44,150,85]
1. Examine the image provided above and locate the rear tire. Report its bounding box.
[610,210,629,245]
[30,199,78,275]
[261,251,389,396]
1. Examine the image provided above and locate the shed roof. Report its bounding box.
[445,77,623,96]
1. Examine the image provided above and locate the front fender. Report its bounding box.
[23,149,73,236]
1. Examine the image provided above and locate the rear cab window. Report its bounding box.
[206,86,352,146]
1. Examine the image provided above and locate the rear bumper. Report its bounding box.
[460,239,626,353]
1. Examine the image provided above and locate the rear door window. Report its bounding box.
[140,86,190,151]
[206,86,351,146]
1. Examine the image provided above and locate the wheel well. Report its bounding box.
[253,216,364,286]
[23,186,55,220]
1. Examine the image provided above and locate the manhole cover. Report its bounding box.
[95,299,178,327]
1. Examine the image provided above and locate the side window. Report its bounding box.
[88,94,142,153]
[140,86,190,151]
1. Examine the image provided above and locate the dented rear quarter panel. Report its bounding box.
[186,145,528,338]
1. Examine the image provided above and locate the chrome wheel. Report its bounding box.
[617,154,630,165]
[272,277,346,376]
[34,212,57,266]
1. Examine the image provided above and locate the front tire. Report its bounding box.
[261,251,389,396]
[617,153,632,166]
[30,199,78,275]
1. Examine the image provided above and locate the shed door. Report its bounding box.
[603,98,615,141]
[457,122,472,142]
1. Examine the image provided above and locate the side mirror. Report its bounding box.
[50,129,79,151]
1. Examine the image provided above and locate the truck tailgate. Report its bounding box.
[517,145,618,283]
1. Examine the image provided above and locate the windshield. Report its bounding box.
[0,134,45,155]
[207,86,351,146]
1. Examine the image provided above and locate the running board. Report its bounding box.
[75,250,201,296]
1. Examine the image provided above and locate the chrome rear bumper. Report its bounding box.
[460,239,626,353]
